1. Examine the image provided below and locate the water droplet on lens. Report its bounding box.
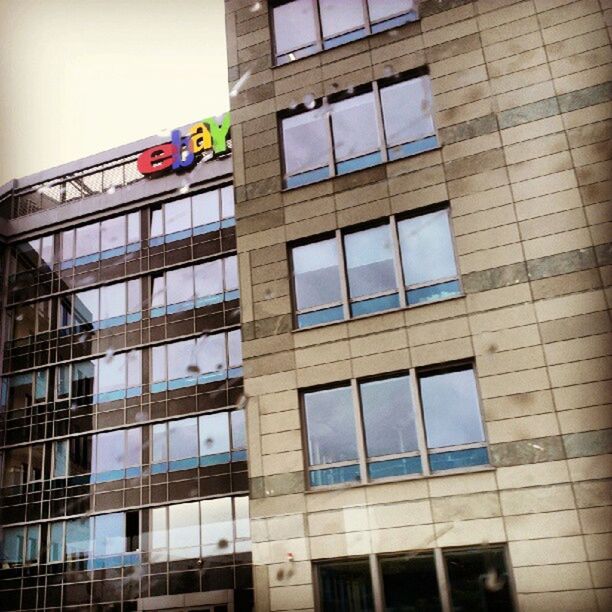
[289,100,298,110]
[250,1,261,12]
[204,437,214,448]
[187,364,201,374]
[15,313,24,321]
[217,538,229,549]
[347,85,355,95]
[264,289,273,300]
[276,568,285,580]
[237,394,249,410]
[134,411,147,422]
[70,402,79,412]
[107,186,116,194]
[215,362,224,371]
[303,93,316,110]
[104,348,115,363]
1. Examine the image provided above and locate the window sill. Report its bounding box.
[304,464,496,495]
[291,292,465,334]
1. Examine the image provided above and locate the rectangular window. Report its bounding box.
[57,350,142,404]
[149,255,237,317]
[9,299,52,340]
[303,365,487,488]
[290,207,459,328]
[271,0,418,64]
[149,331,241,394]
[281,69,435,187]
[2,371,47,412]
[317,547,515,612]
[150,409,246,475]
[1,527,26,566]
[149,185,235,247]
[91,427,142,482]
[149,495,250,562]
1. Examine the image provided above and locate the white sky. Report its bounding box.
[0,0,229,184]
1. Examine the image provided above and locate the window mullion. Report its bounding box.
[434,547,453,612]
[336,230,351,320]
[313,0,324,51]
[410,367,430,476]
[372,81,388,164]
[361,0,372,35]
[325,107,336,178]
[370,553,385,612]
[389,215,407,308]
[351,379,369,485]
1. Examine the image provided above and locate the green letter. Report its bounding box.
[203,113,231,155]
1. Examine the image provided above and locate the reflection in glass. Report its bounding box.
[164,198,191,235]
[282,110,329,180]
[168,502,200,560]
[273,0,318,60]
[65,518,90,560]
[318,559,374,612]
[368,0,416,22]
[169,418,199,464]
[192,190,219,227]
[319,0,365,43]
[331,92,379,162]
[2,527,24,564]
[93,513,125,558]
[200,497,233,556]
[49,523,64,562]
[25,526,39,563]
[420,367,484,449]
[305,386,358,465]
[199,412,230,458]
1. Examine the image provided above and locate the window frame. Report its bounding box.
[270,0,419,66]
[279,67,436,188]
[301,362,489,490]
[313,546,517,612]
[289,205,462,329]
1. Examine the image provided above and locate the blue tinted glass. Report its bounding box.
[336,151,381,175]
[286,166,330,188]
[310,464,361,487]
[351,293,399,317]
[368,456,421,479]
[371,12,417,33]
[297,306,344,328]
[407,280,460,305]
[388,135,438,160]
[429,447,489,472]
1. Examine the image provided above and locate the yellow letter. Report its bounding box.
[189,122,212,153]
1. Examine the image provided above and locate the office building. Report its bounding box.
[224,0,611,610]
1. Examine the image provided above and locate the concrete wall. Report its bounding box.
[225,0,612,610]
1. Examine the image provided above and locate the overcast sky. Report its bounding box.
[0,0,229,184]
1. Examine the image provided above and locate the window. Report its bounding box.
[317,547,515,612]
[1,371,48,412]
[9,235,54,279]
[91,427,142,482]
[271,0,418,64]
[303,365,487,488]
[60,212,140,268]
[60,279,142,330]
[150,496,250,562]
[8,299,52,340]
[150,255,239,317]
[2,445,45,488]
[47,511,139,568]
[56,350,142,404]
[281,70,436,187]
[290,208,460,328]
[51,436,93,481]
[0,525,40,567]
[150,330,242,393]
[149,185,235,246]
[150,409,247,474]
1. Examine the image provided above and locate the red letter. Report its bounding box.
[137,144,175,175]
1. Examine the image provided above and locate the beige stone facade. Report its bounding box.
[224,0,612,610]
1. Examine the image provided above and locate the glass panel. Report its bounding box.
[164,198,192,234]
[398,209,457,287]
[8,373,33,410]
[420,367,485,449]
[2,527,24,564]
[69,436,92,475]
[30,445,43,481]
[368,0,416,21]
[167,339,194,380]
[41,236,54,266]
[150,207,164,238]
[37,300,51,332]
[150,507,167,559]
[331,92,379,162]
[168,502,200,559]
[169,418,198,462]
[53,440,68,478]
[100,283,126,320]
[445,548,515,612]
[75,223,100,258]
[65,518,91,560]
[195,260,223,299]
[127,279,141,313]
[127,212,140,243]
[73,288,99,324]
[200,497,233,556]
[3,447,29,486]
[152,423,168,464]
[95,430,124,474]
[58,297,72,328]
[196,334,226,374]
[360,375,419,458]
[231,410,246,450]
[273,0,318,57]
[320,0,365,40]
[304,386,358,466]
[127,351,142,388]
[221,185,235,219]
[49,523,64,562]
[192,190,219,227]
[61,229,75,261]
[12,303,37,338]
[224,256,239,291]
[151,345,167,383]
[125,428,141,468]
[380,553,442,612]
[199,412,230,457]
[93,513,125,557]
[318,559,374,612]
[234,496,250,541]
[98,354,126,394]
[282,110,329,177]
[151,274,166,308]
[57,366,70,398]
[228,329,242,369]
[381,76,435,148]
[33,371,46,402]
[344,225,396,299]
[72,360,95,397]
[25,526,39,562]
[292,239,342,310]
[100,216,126,251]
[166,266,195,305]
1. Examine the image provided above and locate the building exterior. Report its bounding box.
[0,119,254,610]
[225,0,611,611]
